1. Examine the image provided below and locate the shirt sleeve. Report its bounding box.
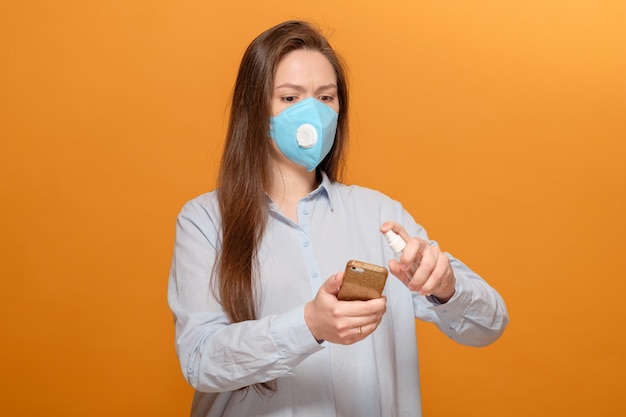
[399,208,509,347]
[167,198,324,393]
[414,254,510,347]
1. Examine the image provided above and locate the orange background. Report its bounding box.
[1,1,625,416]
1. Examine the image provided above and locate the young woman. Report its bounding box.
[168,20,508,417]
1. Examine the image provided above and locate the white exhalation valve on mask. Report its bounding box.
[296,123,318,148]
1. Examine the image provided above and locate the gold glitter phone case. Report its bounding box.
[337,260,388,301]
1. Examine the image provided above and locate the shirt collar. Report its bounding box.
[266,171,337,213]
[315,171,336,212]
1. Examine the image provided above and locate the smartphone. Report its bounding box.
[337,260,388,301]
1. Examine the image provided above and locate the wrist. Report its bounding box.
[304,302,323,343]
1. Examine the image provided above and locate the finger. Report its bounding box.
[407,245,439,293]
[400,236,433,271]
[419,254,448,295]
[353,323,368,339]
[342,317,383,344]
[322,272,344,296]
[388,259,413,286]
[380,221,411,242]
[422,256,455,300]
[356,325,364,337]
[337,326,365,345]
[339,296,387,321]
[353,304,386,336]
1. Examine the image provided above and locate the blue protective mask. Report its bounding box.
[269,97,338,172]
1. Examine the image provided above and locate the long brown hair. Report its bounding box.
[214,21,349,392]
[216,20,349,323]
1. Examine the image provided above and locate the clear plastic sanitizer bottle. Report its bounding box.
[384,229,420,285]
[385,229,438,301]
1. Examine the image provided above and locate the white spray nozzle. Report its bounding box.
[384,229,406,253]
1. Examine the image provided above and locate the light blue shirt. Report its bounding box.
[168,173,509,417]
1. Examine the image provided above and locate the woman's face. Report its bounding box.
[272,49,339,117]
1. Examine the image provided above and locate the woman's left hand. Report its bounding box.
[381,222,456,303]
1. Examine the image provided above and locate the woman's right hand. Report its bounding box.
[304,272,387,344]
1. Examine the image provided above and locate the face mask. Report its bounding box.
[270,97,338,172]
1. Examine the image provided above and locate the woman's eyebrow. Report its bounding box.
[315,83,338,93]
[274,83,337,92]
[274,83,306,91]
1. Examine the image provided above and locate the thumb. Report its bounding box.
[323,272,344,296]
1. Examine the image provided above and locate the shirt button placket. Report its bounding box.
[298,202,322,290]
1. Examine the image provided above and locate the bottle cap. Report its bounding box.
[384,229,406,253]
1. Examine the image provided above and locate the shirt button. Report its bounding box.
[302,209,309,215]
[312,272,319,278]
[303,241,310,247]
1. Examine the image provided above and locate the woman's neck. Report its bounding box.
[268,164,318,223]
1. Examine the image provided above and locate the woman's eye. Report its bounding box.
[282,96,296,103]
[318,95,334,102]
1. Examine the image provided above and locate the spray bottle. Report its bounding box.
[384,229,421,289]
[383,229,414,276]
[384,229,438,300]
[384,229,406,256]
